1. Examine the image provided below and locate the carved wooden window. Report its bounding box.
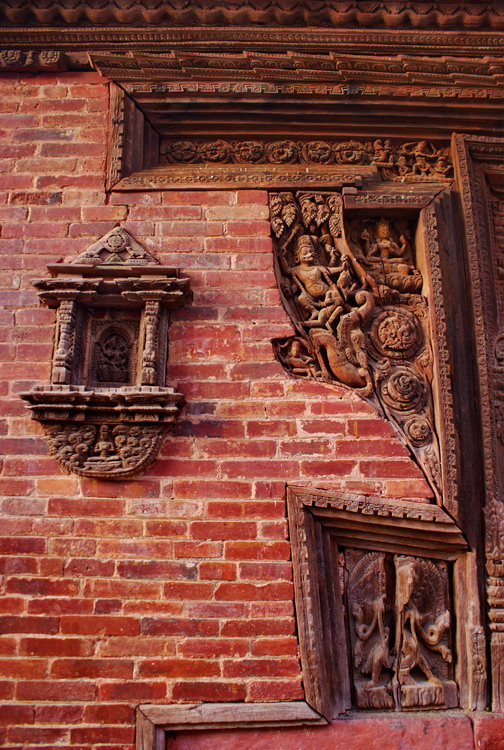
[20,228,191,479]
[288,486,475,719]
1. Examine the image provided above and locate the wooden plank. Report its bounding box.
[141,701,325,729]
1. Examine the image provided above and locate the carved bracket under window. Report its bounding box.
[21,228,191,479]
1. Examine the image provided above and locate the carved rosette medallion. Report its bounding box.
[21,228,191,479]
[270,190,441,496]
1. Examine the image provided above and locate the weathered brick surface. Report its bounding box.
[0,72,437,748]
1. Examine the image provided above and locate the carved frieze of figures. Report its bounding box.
[162,138,452,181]
[270,191,441,498]
[346,549,456,710]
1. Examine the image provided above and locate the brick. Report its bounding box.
[247,420,296,438]
[346,418,396,438]
[74,518,142,537]
[222,657,299,678]
[172,681,246,702]
[8,727,68,744]
[173,480,251,500]
[251,637,298,656]
[6,578,79,597]
[249,680,304,701]
[221,459,298,478]
[50,658,133,679]
[199,561,236,581]
[163,582,213,600]
[83,704,134,724]
[0,658,47,679]
[0,616,59,635]
[0,537,45,554]
[117,560,197,580]
[98,681,167,701]
[197,439,276,458]
[190,521,257,540]
[0,704,34,725]
[28,598,94,615]
[141,618,219,637]
[48,497,125,516]
[20,637,94,657]
[83,579,161,599]
[138,658,220,678]
[225,541,290,560]
[60,616,140,636]
[145,520,188,537]
[301,459,357,477]
[215,582,293,601]
[187,603,245,620]
[239,562,292,581]
[17,680,96,701]
[70,727,134,744]
[359,459,424,478]
[178,638,247,658]
[35,704,84,723]
[173,541,222,558]
[336,438,408,457]
[64,558,115,577]
[221,618,294,637]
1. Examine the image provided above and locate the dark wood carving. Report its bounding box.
[347,550,456,710]
[452,134,504,711]
[270,190,441,499]
[287,486,467,719]
[21,228,191,479]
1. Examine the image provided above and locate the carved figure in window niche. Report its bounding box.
[346,549,457,711]
[270,191,442,499]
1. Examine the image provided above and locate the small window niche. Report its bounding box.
[21,228,191,480]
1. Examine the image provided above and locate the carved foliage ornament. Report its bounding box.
[21,228,191,479]
[271,191,440,497]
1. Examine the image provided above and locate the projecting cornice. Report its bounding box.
[0,1,502,31]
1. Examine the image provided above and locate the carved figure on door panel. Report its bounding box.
[345,549,456,711]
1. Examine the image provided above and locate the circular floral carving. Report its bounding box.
[405,416,432,446]
[266,140,298,164]
[234,141,265,163]
[39,51,61,65]
[370,309,422,359]
[105,232,129,253]
[164,140,198,163]
[198,140,231,163]
[380,367,425,413]
[301,141,334,164]
[333,140,369,165]
[0,50,23,66]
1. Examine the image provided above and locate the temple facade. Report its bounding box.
[0,3,503,748]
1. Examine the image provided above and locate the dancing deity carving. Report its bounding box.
[270,191,441,498]
[346,549,456,710]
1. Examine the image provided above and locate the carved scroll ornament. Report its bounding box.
[270,191,441,497]
[21,228,191,479]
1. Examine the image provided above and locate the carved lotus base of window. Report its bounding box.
[355,679,458,711]
[21,385,185,479]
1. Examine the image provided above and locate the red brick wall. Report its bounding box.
[0,72,437,749]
